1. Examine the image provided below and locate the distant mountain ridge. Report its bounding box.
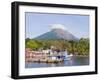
[34,28,79,41]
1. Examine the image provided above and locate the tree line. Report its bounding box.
[25,38,89,56]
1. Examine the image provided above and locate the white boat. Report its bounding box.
[63,51,73,60]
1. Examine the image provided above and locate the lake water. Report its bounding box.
[25,56,89,68]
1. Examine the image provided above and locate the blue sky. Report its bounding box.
[25,12,89,39]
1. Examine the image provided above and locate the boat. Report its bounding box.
[63,51,73,60]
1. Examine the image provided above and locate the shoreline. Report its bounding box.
[25,55,89,63]
[72,55,89,57]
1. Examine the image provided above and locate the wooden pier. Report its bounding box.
[25,49,67,63]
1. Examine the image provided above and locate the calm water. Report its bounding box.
[25,56,89,68]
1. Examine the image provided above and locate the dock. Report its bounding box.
[25,49,71,63]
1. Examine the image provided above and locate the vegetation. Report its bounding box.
[25,38,89,56]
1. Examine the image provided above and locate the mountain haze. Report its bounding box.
[34,28,79,41]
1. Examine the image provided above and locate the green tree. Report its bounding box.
[26,40,39,50]
[76,38,89,55]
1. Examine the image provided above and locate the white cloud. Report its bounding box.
[50,24,66,30]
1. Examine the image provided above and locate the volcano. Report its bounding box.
[34,28,79,41]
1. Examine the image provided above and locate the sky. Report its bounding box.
[25,12,89,39]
